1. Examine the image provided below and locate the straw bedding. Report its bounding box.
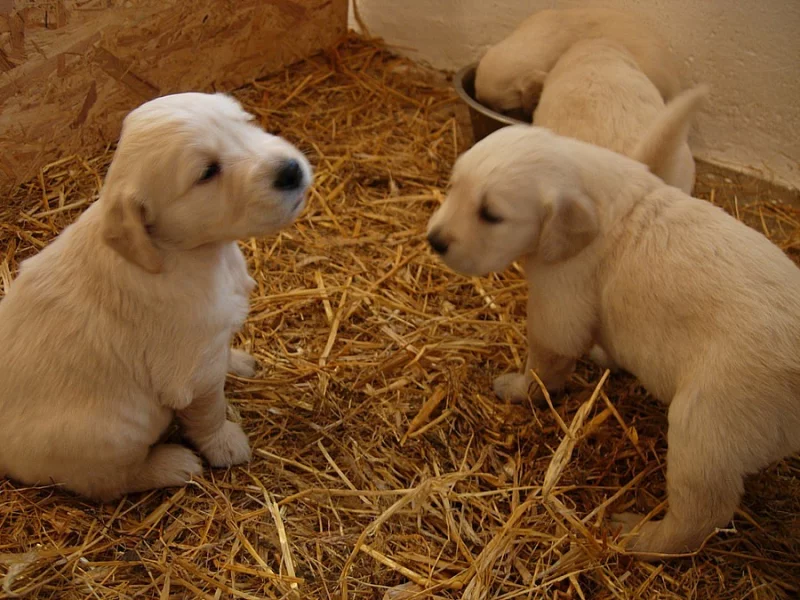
[1,34,799,600]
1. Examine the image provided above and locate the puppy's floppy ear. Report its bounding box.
[100,190,163,274]
[538,191,599,263]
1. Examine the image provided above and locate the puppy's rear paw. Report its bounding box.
[159,385,194,411]
[127,444,203,494]
[588,345,618,371]
[229,348,258,378]
[493,373,531,403]
[201,421,251,468]
[160,445,204,483]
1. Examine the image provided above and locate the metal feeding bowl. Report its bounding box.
[453,63,528,144]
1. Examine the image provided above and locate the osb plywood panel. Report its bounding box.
[0,0,348,191]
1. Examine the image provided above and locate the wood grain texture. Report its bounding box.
[0,0,347,190]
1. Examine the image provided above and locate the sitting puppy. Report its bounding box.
[534,38,707,194]
[426,125,800,556]
[0,92,312,502]
[475,7,681,118]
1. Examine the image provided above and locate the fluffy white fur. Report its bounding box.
[0,92,312,502]
[475,7,681,117]
[534,38,706,194]
[426,125,800,557]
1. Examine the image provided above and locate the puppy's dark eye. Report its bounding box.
[199,161,221,183]
[479,204,502,224]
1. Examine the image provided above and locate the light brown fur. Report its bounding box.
[426,125,800,557]
[534,38,707,194]
[0,92,312,502]
[475,7,681,116]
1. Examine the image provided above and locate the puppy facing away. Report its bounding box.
[0,92,312,502]
[475,7,682,117]
[534,38,707,194]
[426,125,800,556]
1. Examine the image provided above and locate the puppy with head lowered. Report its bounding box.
[0,92,312,502]
[426,125,800,557]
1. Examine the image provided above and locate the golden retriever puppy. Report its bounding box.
[0,92,312,502]
[426,125,800,556]
[534,38,706,194]
[475,7,681,117]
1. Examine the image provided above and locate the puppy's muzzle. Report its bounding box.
[273,159,305,191]
[427,230,450,255]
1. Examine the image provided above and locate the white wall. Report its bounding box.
[351,0,800,189]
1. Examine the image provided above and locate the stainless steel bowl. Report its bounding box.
[453,63,528,143]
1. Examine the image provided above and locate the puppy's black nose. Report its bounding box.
[427,231,449,255]
[274,159,303,190]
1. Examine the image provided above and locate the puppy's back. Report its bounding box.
[535,38,663,157]
[535,39,706,193]
[600,185,800,432]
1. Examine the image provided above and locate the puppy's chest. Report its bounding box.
[182,267,253,395]
[202,247,255,332]
[210,270,253,332]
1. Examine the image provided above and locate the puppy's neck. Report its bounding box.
[574,146,662,231]
[158,239,238,274]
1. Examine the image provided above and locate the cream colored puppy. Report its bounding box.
[426,125,800,556]
[475,7,681,117]
[534,38,705,194]
[0,92,312,502]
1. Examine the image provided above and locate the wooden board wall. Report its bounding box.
[0,0,348,192]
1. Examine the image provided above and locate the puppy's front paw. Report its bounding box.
[610,512,663,555]
[493,372,532,403]
[201,420,251,468]
[610,511,645,535]
[228,348,258,378]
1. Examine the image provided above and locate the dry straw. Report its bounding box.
[1,34,799,600]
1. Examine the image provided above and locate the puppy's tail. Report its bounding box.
[633,84,710,181]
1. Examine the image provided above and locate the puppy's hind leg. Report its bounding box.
[122,444,203,498]
[228,348,258,378]
[612,387,746,557]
